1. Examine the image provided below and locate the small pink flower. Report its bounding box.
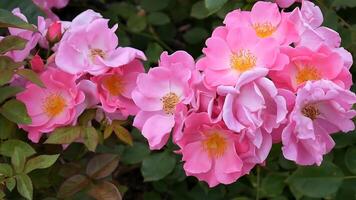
[46,21,62,43]
[55,13,145,75]
[6,8,40,62]
[30,54,45,73]
[218,68,288,134]
[282,80,356,165]
[92,59,144,117]
[132,52,195,149]
[196,26,288,88]
[178,112,271,187]
[16,67,85,143]
[269,45,351,92]
[224,1,299,45]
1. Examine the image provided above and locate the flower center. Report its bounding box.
[43,93,67,117]
[302,104,320,120]
[161,92,180,114]
[202,131,227,158]
[89,48,106,61]
[102,75,124,96]
[295,66,321,85]
[230,50,257,72]
[252,22,276,38]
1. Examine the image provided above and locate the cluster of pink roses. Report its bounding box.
[6,0,356,187]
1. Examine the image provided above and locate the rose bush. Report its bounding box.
[0,0,356,199]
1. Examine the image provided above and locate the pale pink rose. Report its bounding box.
[224,1,299,45]
[196,26,288,88]
[32,0,69,20]
[91,59,144,118]
[282,80,356,165]
[269,45,352,92]
[16,67,85,143]
[178,112,271,187]
[55,14,146,75]
[5,8,40,62]
[218,68,288,135]
[132,52,195,149]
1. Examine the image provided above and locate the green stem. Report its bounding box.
[256,166,260,200]
[344,176,356,180]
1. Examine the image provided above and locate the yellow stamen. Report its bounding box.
[89,48,106,61]
[202,131,227,158]
[253,22,276,38]
[161,92,180,114]
[295,66,321,85]
[43,93,67,117]
[102,75,124,96]
[230,50,257,72]
[301,104,320,120]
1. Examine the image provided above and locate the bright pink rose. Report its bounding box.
[269,45,352,92]
[5,8,40,62]
[196,26,288,88]
[218,68,288,135]
[30,54,45,73]
[32,0,69,20]
[282,80,356,165]
[46,21,62,43]
[92,59,144,118]
[273,0,302,8]
[56,11,145,75]
[178,112,271,187]
[132,52,195,150]
[16,67,85,143]
[224,1,299,45]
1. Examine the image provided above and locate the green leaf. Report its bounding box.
[86,154,119,180]
[148,12,170,26]
[0,99,31,124]
[191,1,217,19]
[0,139,36,157]
[78,109,96,126]
[0,35,28,54]
[45,126,81,144]
[16,174,33,200]
[0,0,44,24]
[332,0,356,8]
[145,43,163,65]
[287,162,344,198]
[11,147,26,173]
[141,0,170,12]
[141,151,176,181]
[345,146,356,174]
[0,114,17,140]
[113,123,133,146]
[183,27,209,44]
[205,0,228,11]
[106,2,137,19]
[0,163,13,177]
[57,174,90,198]
[0,8,36,31]
[5,177,16,191]
[121,142,150,165]
[261,173,286,197]
[0,56,23,86]
[127,14,147,33]
[333,133,356,149]
[16,69,45,88]
[88,181,122,200]
[82,126,99,152]
[24,154,59,173]
[0,86,23,104]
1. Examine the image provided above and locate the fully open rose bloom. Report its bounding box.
[56,10,145,75]
[132,52,195,150]
[224,1,299,45]
[17,68,85,143]
[178,112,271,187]
[282,80,356,165]
[92,59,144,118]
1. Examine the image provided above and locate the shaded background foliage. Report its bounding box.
[1,0,356,199]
